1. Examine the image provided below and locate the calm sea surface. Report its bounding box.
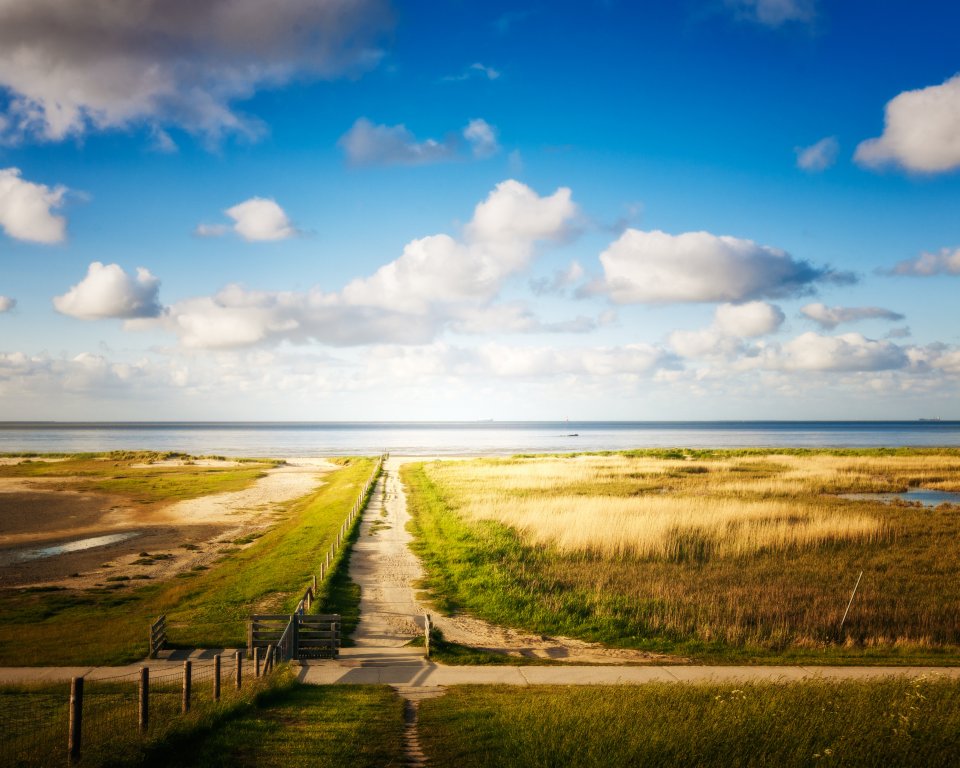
[1,422,959,457]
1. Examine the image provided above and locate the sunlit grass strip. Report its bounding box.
[141,683,405,768]
[418,678,960,768]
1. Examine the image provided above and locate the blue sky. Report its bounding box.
[0,0,958,420]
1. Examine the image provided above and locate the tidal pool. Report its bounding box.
[840,489,960,507]
[0,531,141,566]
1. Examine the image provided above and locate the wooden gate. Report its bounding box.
[248,613,340,660]
[296,615,340,659]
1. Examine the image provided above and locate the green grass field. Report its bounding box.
[418,679,960,768]
[404,450,960,664]
[142,683,405,768]
[0,457,375,665]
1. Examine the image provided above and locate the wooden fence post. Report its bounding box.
[182,661,192,714]
[254,646,261,678]
[291,615,299,661]
[213,654,221,702]
[425,614,431,659]
[265,644,274,674]
[235,650,242,690]
[68,676,83,765]
[138,667,149,734]
[312,573,317,592]
[247,621,253,659]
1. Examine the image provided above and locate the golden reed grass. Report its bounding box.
[429,455,899,560]
[410,452,960,650]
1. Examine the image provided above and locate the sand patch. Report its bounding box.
[0,458,336,589]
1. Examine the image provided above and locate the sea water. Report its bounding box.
[1,421,959,457]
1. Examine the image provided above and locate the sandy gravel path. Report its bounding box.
[346,457,676,665]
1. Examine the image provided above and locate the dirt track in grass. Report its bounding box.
[353,457,681,665]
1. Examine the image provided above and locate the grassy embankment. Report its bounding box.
[418,678,960,767]
[0,455,375,665]
[404,450,960,664]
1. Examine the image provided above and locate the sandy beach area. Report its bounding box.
[0,457,335,588]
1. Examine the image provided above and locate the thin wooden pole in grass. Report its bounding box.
[265,644,274,674]
[839,570,864,634]
[312,573,317,592]
[213,654,221,702]
[68,676,83,765]
[254,646,261,678]
[234,650,242,690]
[182,661,192,714]
[425,614,431,659]
[138,667,149,734]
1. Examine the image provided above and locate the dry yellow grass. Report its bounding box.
[428,454,897,561]
[406,450,960,655]
[458,493,882,559]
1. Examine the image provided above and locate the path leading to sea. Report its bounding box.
[338,458,426,666]
[2,455,958,686]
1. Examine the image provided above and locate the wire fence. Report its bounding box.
[0,652,280,767]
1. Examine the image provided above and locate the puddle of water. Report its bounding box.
[839,490,960,507]
[0,531,141,566]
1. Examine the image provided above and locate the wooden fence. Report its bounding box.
[2,651,279,768]
[149,615,167,658]
[249,614,341,660]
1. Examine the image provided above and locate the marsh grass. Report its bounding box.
[405,451,960,661]
[0,458,375,665]
[418,678,960,768]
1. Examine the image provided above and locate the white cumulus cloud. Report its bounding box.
[800,303,905,329]
[765,332,908,372]
[225,198,296,242]
[714,301,785,337]
[795,136,838,172]
[593,229,840,304]
[195,197,296,241]
[0,295,15,313]
[0,0,392,143]
[136,180,579,348]
[855,74,960,173]
[54,262,162,320]
[670,301,784,359]
[0,167,67,243]
[886,246,960,277]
